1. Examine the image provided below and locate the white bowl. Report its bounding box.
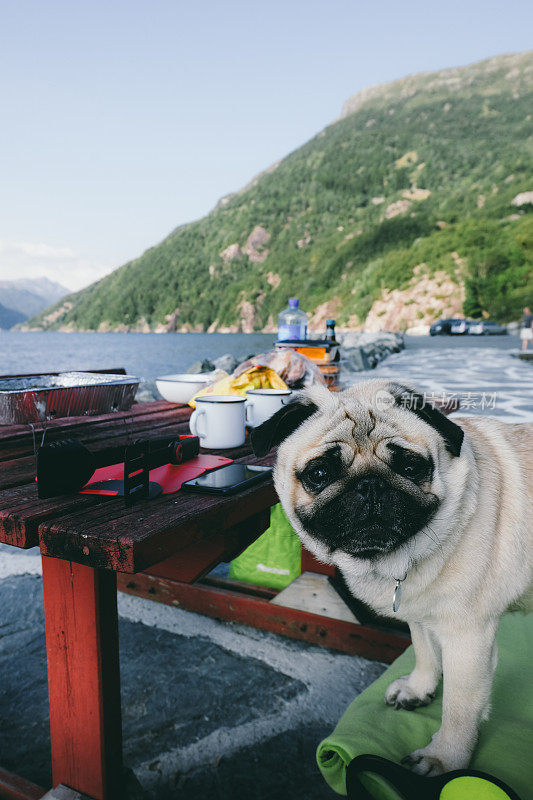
[155,373,214,404]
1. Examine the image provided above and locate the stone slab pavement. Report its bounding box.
[365,335,533,422]
[0,549,384,799]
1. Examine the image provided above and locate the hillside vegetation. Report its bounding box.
[30,52,533,333]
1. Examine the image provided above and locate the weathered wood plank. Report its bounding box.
[0,455,37,491]
[117,573,410,662]
[0,402,194,543]
[0,400,277,571]
[42,558,123,800]
[0,404,192,462]
[0,766,46,799]
[39,456,277,572]
[0,440,261,558]
[0,400,179,443]
[144,509,271,583]
[0,419,193,489]
[0,484,105,548]
[35,450,267,540]
[271,572,359,623]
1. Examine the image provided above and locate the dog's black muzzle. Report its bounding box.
[297,474,437,559]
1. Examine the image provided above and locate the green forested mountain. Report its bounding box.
[30,52,533,333]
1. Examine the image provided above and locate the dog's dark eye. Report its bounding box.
[389,445,432,482]
[301,464,330,492]
[298,447,343,493]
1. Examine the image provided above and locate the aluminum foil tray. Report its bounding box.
[0,372,139,425]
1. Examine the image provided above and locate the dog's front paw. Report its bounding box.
[402,741,470,776]
[385,676,435,710]
[401,748,446,776]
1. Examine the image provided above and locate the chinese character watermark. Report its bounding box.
[374,389,499,412]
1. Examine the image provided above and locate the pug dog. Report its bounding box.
[251,379,533,776]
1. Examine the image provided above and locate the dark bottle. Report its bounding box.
[325,318,340,362]
[325,319,338,342]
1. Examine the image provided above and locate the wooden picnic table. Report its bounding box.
[0,400,277,800]
[0,395,459,800]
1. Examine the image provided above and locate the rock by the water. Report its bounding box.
[187,359,216,374]
[341,347,371,372]
[213,354,239,373]
[135,380,159,402]
[340,331,403,351]
[338,331,404,376]
[176,333,403,398]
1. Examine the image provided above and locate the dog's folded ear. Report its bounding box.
[387,382,464,457]
[251,399,319,457]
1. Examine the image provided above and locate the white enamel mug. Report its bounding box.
[189,395,246,449]
[245,388,292,428]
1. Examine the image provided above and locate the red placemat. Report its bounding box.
[80,454,232,496]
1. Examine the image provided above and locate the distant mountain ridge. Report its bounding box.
[339,52,529,118]
[0,302,26,330]
[0,277,68,327]
[28,51,533,333]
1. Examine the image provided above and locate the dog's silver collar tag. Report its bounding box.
[393,580,402,612]
[392,574,407,613]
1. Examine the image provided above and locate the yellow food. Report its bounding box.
[188,366,288,408]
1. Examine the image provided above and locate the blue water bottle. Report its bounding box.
[277,298,308,341]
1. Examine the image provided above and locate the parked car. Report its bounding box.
[430,318,467,335]
[468,320,507,335]
[450,319,470,335]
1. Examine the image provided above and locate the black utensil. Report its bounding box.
[346,754,521,800]
[37,434,199,499]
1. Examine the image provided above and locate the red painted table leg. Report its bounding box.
[41,556,123,800]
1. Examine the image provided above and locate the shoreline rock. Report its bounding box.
[136,332,404,401]
[338,330,404,375]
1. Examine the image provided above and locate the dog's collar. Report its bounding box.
[392,572,408,613]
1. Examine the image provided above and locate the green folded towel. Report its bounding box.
[317,612,533,800]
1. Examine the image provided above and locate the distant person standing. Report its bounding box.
[521,307,533,351]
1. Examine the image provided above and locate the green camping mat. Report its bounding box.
[317,612,533,799]
[229,503,302,590]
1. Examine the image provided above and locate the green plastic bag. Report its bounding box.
[229,503,301,590]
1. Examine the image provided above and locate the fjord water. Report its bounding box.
[0,330,521,383]
[0,331,275,379]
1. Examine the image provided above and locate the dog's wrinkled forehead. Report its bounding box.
[250,378,464,460]
[287,382,407,462]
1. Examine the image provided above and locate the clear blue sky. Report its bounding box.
[0,0,531,290]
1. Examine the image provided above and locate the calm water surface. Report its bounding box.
[1,331,530,420]
[0,331,275,379]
